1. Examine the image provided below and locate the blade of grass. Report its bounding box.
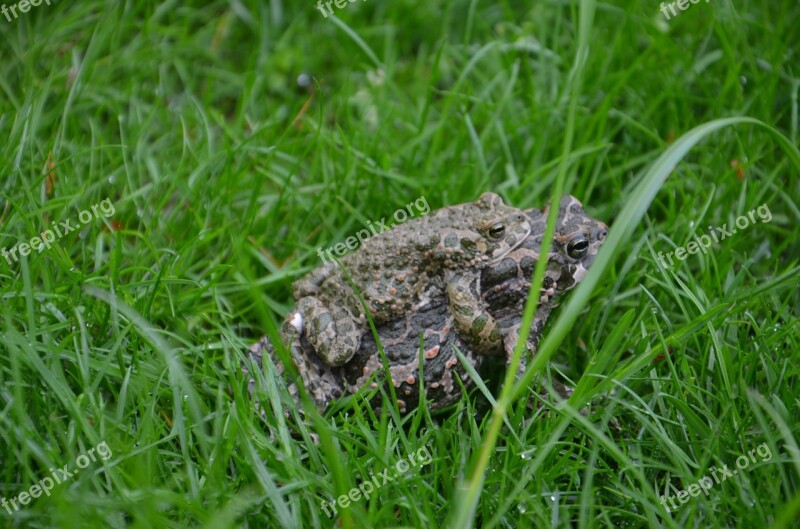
[447,1,598,526]
[448,92,800,529]
[511,117,800,408]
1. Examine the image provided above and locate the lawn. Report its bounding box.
[1,0,799,527]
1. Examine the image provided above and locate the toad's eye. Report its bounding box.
[488,223,506,240]
[567,234,589,259]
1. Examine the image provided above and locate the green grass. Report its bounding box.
[1,0,799,527]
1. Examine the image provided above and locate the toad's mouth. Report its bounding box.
[557,263,587,292]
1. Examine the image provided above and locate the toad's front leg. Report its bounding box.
[499,322,540,376]
[445,270,504,356]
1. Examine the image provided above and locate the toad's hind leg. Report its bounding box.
[297,296,362,367]
[278,311,346,409]
[245,325,341,445]
[245,310,348,415]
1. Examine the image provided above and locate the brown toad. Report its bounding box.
[290,192,532,367]
[245,195,607,412]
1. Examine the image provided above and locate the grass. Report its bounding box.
[1,0,799,527]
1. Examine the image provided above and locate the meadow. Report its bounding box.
[0,0,798,527]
